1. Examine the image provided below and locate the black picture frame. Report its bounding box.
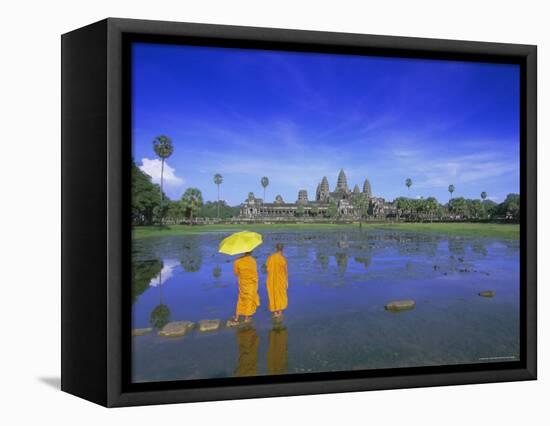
[61,17,537,407]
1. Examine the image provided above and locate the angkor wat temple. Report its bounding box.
[240,169,395,219]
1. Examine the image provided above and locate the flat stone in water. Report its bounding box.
[479,291,495,298]
[158,321,194,337]
[132,327,152,337]
[385,300,416,312]
[226,318,253,328]
[198,319,221,332]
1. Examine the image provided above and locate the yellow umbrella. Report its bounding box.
[218,231,263,255]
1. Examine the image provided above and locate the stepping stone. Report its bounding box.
[225,318,253,328]
[158,321,194,337]
[132,327,152,337]
[198,319,221,332]
[226,319,240,328]
[385,300,416,312]
[479,291,495,298]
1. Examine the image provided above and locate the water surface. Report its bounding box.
[131,228,519,382]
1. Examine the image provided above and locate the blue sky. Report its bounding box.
[132,42,520,205]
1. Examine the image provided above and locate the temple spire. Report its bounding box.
[337,169,349,192]
[363,179,372,198]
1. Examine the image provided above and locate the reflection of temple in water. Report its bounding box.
[471,240,488,256]
[448,237,466,255]
[354,255,372,269]
[316,252,329,270]
[335,252,349,275]
[267,326,288,375]
[234,326,259,377]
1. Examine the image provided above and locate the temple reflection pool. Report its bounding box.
[131,228,520,383]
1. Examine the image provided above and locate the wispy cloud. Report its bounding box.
[380,145,519,200]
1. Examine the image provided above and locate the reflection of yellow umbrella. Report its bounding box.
[219,231,263,255]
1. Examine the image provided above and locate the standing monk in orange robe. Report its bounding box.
[229,251,260,325]
[266,243,288,318]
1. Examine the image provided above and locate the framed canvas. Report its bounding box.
[61,18,537,407]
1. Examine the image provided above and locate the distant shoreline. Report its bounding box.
[132,222,519,240]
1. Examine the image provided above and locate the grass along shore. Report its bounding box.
[133,222,519,240]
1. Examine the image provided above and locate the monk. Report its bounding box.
[266,243,288,318]
[229,251,260,325]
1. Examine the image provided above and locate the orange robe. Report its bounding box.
[233,255,260,316]
[266,252,288,312]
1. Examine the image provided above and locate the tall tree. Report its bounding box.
[353,193,370,227]
[425,197,439,222]
[213,173,223,218]
[468,199,483,219]
[310,205,319,217]
[448,184,455,200]
[497,193,520,220]
[261,176,270,200]
[152,135,174,225]
[181,188,203,224]
[326,201,338,218]
[449,197,467,218]
[131,160,168,225]
[405,178,412,193]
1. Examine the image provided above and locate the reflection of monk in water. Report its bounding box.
[267,326,288,375]
[234,326,259,377]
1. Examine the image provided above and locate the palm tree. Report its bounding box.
[181,188,203,225]
[213,173,223,218]
[152,135,174,225]
[448,184,455,200]
[261,177,269,201]
[260,176,269,203]
[405,178,412,194]
[481,191,487,201]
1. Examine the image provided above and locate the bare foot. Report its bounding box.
[226,318,240,327]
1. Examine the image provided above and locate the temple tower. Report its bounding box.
[337,169,349,192]
[353,184,360,194]
[297,190,309,204]
[363,179,372,198]
[317,176,330,201]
